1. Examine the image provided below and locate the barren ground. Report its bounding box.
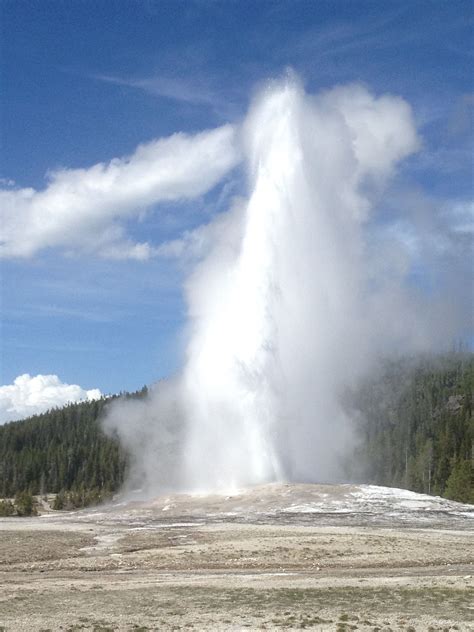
[0,483,473,631]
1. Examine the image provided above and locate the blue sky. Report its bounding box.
[1,0,473,404]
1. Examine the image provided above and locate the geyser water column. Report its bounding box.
[181,84,299,491]
[102,76,421,496]
[180,78,419,492]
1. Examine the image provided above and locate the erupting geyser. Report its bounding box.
[180,78,419,491]
[104,76,446,496]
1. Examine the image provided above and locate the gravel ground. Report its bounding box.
[0,483,472,631]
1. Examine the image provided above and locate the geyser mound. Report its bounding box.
[104,77,455,497]
[88,483,474,531]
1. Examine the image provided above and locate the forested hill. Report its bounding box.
[0,354,472,506]
[350,352,473,503]
[0,392,137,501]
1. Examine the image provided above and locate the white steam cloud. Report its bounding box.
[103,78,471,495]
[0,374,102,424]
[0,125,238,260]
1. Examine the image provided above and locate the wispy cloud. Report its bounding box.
[96,73,217,107]
[285,4,471,62]
[285,10,406,59]
[0,125,239,260]
[5,304,116,323]
[93,71,243,120]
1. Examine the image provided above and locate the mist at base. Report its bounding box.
[103,76,468,498]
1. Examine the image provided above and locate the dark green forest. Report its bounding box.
[350,352,473,503]
[0,354,472,509]
[0,394,130,505]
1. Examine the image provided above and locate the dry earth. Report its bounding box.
[0,483,473,631]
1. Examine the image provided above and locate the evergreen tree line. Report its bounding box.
[0,357,472,508]
[0,394,131,504]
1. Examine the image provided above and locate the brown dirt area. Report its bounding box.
[0,483,472,631]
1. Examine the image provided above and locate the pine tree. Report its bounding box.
[444,459,473,503]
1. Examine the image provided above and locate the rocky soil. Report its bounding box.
[0,483,472,631]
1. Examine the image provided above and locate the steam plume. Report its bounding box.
[104,77,467,495]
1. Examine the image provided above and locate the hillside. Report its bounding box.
[350,351,473,503]
[0,393,132,504]
[0,354,472,505]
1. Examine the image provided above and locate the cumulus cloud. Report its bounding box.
[0,125,239,260]
[0,374,102,424]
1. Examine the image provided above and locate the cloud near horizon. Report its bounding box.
[0,125,239,260]
[0,374,102,424]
